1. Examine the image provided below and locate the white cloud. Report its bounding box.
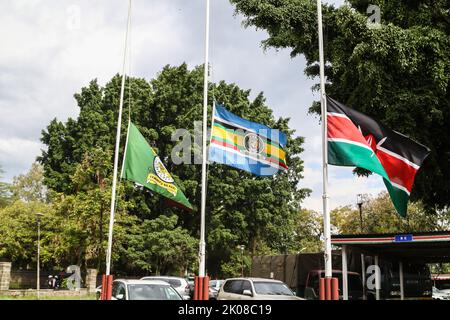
[0,137,42,181]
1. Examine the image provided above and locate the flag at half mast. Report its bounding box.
[122,122,193,210]
[327,96,430,217]
[208,104,288,176]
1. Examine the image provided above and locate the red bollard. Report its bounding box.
[325,277,332,301]
[331,277,339,300]
[106,275,113,300]
[198,276,204,301]
[100,275,107,300]
[194,276,199,300]
[319,277,326,300]
[203,276,210,301]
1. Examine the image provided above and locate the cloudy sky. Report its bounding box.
[0,0,385,212]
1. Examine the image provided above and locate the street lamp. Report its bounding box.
[238,245,245,277]
[35,212,44,300]
[356,194,363,233]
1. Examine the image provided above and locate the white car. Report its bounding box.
[109,279,183,300]
[141,276,191,299]
[217,277,304,300]
[432,286,450,300]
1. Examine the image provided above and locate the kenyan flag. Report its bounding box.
[327,96,430,217]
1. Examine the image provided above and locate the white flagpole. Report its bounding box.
[199,0,210,278]
[316,0,332,280]
[105,0,132,276]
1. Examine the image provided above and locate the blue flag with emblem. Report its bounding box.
[208,104,288,176]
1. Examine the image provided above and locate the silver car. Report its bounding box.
[217,277,304,300]
[141,276,191,299]
[110,279,183,300]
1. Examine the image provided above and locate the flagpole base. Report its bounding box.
[100,274,113,300]
[193,276,210,300]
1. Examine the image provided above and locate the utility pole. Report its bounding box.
[239,245,245,277]
[35,212,44,300]
[357,194,364,232]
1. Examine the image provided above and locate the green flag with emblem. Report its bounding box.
[121,122,193,210]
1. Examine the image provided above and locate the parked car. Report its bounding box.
[433,286,450,300]
[108,279,183,300]
[433,274,450,296]
[217,278,304,300]
[209,280,224,300]
[304,270,363,300]
[141,276,191,299]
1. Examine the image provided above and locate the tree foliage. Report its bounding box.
[37,64,309,276]
[230,0,450,211]
[11,162,47,203]
[118,215,197,276]
[331,192,450,234]
[0,165,10,208]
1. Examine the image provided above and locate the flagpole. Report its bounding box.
[316,0,332,280]
[105,0,132,277]
[199,0,210,279]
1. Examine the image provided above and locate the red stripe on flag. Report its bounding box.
[211,139,289,170]
[376,149,418,193]
[211,139,239,151]
[327,115,368,146]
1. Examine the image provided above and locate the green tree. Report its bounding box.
[118,215,197,276]
[38,64,310,276]
[331,192,450,234]
[0,165,10,208]
[10,162,47,203]
[230,0,450,211]
[0,200,52,267]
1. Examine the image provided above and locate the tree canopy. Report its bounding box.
[331,192,450,235]
[0,165,10,208]
[230,0,450,211]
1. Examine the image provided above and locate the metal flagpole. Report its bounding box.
[105,0,132,277]
[199,0,210,279]
[316,0,332,282]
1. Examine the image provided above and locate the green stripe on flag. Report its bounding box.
[384,180,409,217]
[328,140,390,181]
[328,140,410,217]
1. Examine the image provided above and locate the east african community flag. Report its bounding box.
[122,122,193,210]
[327,96,430,217]
[208,104,288,176]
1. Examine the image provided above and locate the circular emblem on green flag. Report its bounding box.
[153,157,174,183]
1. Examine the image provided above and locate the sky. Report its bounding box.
[0,0,385,212]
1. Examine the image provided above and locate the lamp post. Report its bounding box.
[35,212,44,300]
[239,245,245,277]
[357,194,363,233]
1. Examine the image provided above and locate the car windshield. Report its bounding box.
[127,284,182,300]
[253,282,293,296]
[209,280,223,289]
[143,277,181,287]
[435,280,450,290]
[161,279,181,287]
